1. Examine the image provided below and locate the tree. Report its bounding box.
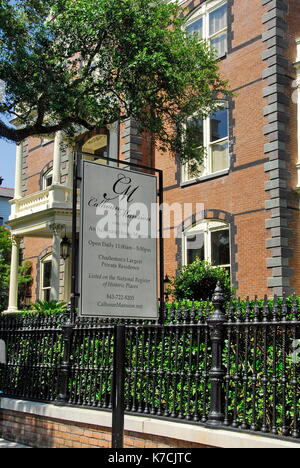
[0,0,229,165]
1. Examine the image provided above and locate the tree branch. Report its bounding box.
[0,116,94,142]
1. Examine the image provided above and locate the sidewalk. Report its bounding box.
[0,438,31,448]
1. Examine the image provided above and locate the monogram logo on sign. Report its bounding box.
[88,173,140,207]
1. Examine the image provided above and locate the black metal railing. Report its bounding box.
[222,296,300,437]
[0,284,300,441]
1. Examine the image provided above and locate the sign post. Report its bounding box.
[74,155,163,448]
[111,324,126,448]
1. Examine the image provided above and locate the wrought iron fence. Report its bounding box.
[0,284,300,441]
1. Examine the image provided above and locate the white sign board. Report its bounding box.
[79,160,158,319]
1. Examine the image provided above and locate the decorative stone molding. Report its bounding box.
[121,118,144,164]
[1,398,299,449]
[10,234,21,248]
[49,223,66,235]
[262,0,293,296]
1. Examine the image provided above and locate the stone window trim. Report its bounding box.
[182,219,231,277]
[35,246,52,301]
[180,168,229,188]
[39,162,53,191]
[177,208,237,288]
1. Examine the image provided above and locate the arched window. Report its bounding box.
[40,254,52,301]
[185,0,228,58]
[183,220,231,277]
[82,132,109,165]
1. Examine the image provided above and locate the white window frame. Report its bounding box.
[182,102,229,182]
[185,0,228,58]
[182,220,231,275]
[42,169,53,189]
[40,254,52,301]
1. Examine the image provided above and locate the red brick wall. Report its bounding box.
[154,0,271,297]
[23,238,52,303]
[0,409,211,449]
[24,139,55,196]
[21,138,55,302]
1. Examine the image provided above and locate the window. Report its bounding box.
[42,169,53,189]
[40,255,52,301]
[183,220,231,277]
[185,1,228,58]
[41,136,54,146]
[82,133,109,165]
[183,103,229,181]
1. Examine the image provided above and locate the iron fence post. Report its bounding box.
[111,324,126,448]
[56,317,74,405]
[207,282,226,427]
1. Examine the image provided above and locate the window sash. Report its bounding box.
[210,139,229,173]
[41,288,51,302]
[41,258,52,301]
[184,225,231,271]
[210,32,227,57]
[182,105,229,181]
[207,106,229,174]
[43,171,53,189]
[209,107,228,143]
[210,228,230,266]
[186,17,203,39]
[208,4,227,37]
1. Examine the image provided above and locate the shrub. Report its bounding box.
[27,300,67,315]
[170,259,232,302]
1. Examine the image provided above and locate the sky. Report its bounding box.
[0,139,16,188]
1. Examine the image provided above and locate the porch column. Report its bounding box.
[52,131,63,185]
[6,236,20,313]
[14,142,23,199]
[50,232,61,301]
